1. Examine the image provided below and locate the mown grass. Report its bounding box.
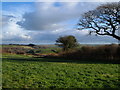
[2,54,120,88]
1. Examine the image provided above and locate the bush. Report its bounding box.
[59,44,120,63]
[26,50,35,55]
[56,35,78,51]
[35,50,41,53]
[28,44,35,47]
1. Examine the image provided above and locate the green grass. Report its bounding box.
[1,44,62,54]
[37,47,61,54]
[2,54,120,88]
[1,45,19,47]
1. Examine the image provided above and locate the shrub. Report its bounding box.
[26,50,35,55]
[59,44,120,63]
[35,50,41,53]
[28,44,35,47]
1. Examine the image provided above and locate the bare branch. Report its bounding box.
[77,2,120,41]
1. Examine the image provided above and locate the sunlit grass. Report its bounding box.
[2,54,120,88]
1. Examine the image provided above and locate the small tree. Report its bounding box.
[77,2,120,41]
[28,44,35,47]
[56,35,78,51]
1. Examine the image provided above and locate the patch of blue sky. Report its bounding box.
[2,2,34,11]
[2,2,35,17]
[53,2,63,7]
[1,0,35,2]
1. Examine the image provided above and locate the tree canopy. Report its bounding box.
[77,2,120,41]
[56,35,78,51]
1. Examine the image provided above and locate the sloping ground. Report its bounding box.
[1,45,61,55]
[2,54,120,88]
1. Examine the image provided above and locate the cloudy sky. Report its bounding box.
[1,0,119,44]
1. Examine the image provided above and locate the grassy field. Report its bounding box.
[1,44,62,55]
[2,53,120,88]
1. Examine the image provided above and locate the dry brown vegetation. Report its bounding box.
[59,44,120,63]
[2,44,120,63]
[2,47,32,55]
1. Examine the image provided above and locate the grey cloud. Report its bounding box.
[2,28,118,44]
[3,15,15,18]
[2,15,15,27]
[26,29,118,44]
[17,2,101,31]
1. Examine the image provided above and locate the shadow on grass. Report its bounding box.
[2,56,120,64]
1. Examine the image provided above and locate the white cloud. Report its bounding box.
[2,15,32,41]
[2,2,119,44]
[17,2,100,31]
[20,34,31,39]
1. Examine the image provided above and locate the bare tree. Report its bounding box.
[77,2,120,41]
